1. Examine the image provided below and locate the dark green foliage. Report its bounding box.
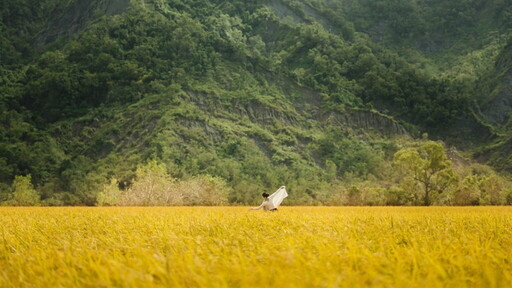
[314,129,384,177]
[15,8,218,123]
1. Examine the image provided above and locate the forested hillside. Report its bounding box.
[1,0,512,205]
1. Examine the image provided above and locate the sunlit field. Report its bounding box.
[1,207,511,287]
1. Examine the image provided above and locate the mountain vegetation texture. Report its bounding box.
[1,0,512,205]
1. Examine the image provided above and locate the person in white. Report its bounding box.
[250,186,288,211]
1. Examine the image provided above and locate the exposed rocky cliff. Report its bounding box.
[323,109,408,136]
[482,41,512,126]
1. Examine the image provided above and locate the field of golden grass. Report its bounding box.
[1,207,511,287]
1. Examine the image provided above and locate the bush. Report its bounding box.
[506,190,512,205]
[120,161,182,206]
[453,174,482,206]
[8,175,40,206]
[41,192,81,206]
[179,175,230,206]
[385,188,412,206]
[119,161,229,206]
[0,183,11,202]
[97,178,122,206]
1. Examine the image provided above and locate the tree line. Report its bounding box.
[3,141,511,206]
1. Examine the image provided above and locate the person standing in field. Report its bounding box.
[250,186,288,211]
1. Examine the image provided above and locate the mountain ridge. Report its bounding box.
[1,0,512,205]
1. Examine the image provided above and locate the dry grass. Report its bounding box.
[1,207,511,287]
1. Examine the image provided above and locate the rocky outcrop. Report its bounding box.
[187,88,407,137]
[234,102,300,126]
[268,0,304,24]
[482,71,512,125]
[322,109,408,136]
[187,91,301,126]
[482,41,512,125]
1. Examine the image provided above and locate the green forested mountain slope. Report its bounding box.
[1,0,511,205]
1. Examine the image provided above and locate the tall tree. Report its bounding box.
[393,141,458,206]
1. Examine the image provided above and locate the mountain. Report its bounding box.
[1,0,511,205]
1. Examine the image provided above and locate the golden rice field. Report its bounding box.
[1,207,511,287]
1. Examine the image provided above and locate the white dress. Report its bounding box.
[268,186,288,209]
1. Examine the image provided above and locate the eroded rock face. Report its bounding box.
[322,109,408,136]
[482,42,512,126]
[37,0,130,45]
[483,70,512,125]
[268,0,340,34]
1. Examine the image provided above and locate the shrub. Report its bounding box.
[385,188,412,206]
[9,175,40,206]
[506,190,512,205]
[179,175,230,206]
[97,178,122,206]
[120,161,182,206]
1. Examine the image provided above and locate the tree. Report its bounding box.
[96,178,121,206]
[393,141,457,206]
[121,160,182,206]
[11,175,40,206]
[179,175,230,206]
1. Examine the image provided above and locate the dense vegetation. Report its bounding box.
[1,0,512,205]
